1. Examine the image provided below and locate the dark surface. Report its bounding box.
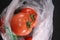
[52,0,60,40]
[0,0,60,40]
[0,0,12,13]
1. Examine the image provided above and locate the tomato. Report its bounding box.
[10,13,32,36]
[10,8,37,36]
[20,8,37,28]
[25,36,32,40]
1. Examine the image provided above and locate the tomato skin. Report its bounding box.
[20,8,37,28]
[25,36,32,40]
[20,8,36,14]
[10,13,32,36]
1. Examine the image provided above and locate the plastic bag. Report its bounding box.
[0,0,54,40]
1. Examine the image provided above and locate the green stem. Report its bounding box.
[30,14,35,21]
[26,21,31,28]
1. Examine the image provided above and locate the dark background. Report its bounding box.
[0,0,60,40]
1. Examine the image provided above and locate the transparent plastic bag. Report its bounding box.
[0,0,54,40]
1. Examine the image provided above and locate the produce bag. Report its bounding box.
[0,0,54,40]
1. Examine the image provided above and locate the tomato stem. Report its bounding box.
[30,14,35,21]
[26,21,31,28]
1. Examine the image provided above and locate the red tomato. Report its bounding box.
[20,8,37,28]
[10,13,32,36]
[25,36,32,40]
[10,8,37,36]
